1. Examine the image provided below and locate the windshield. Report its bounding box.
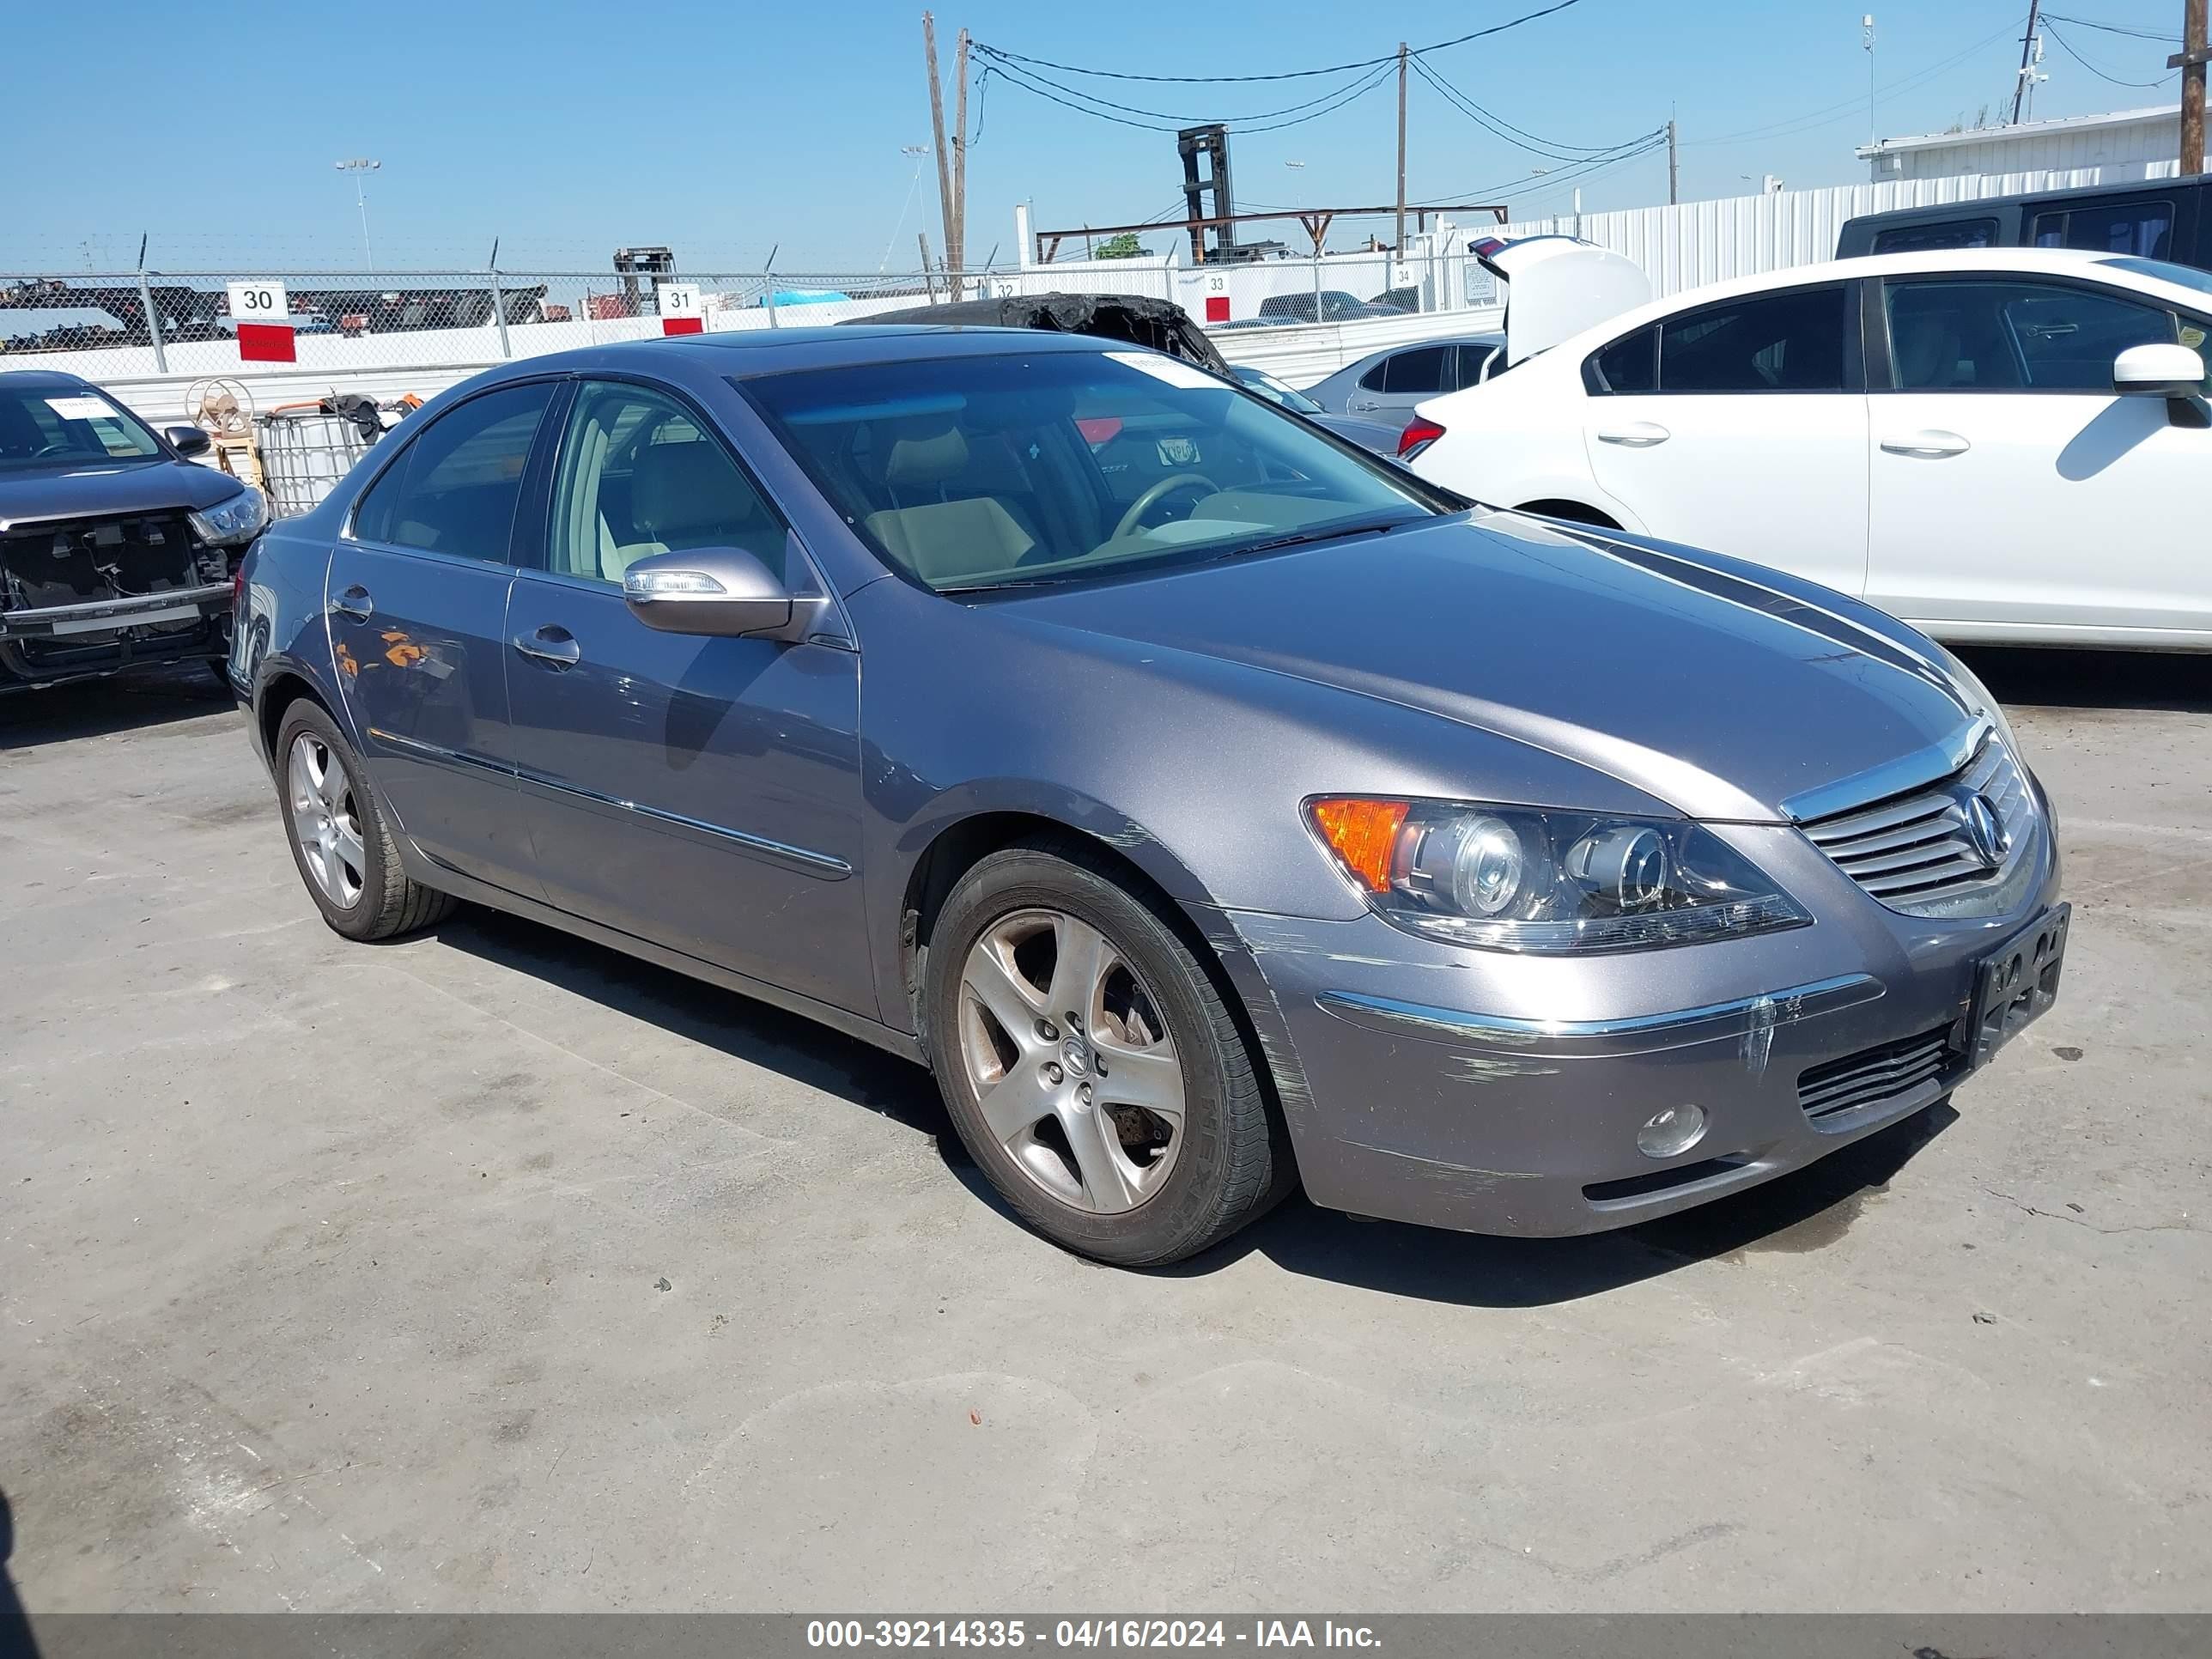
[0,385,164,471]
[1234,368,1327,414]
[744,349,1444,592]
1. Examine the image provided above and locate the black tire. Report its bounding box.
[271,698,456,942]
[921,836,1291,1267]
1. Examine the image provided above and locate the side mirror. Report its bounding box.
[621,545,821,641]
[167,425,212,457]
[2112,343,2205,398]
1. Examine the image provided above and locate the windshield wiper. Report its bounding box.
[1215,516,1415,561]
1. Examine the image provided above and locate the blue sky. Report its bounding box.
[3,1,2191,275]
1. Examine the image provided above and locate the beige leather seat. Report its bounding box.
[862,421,1039,584]
[607,439,775,579]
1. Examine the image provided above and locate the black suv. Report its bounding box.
[0,370,267,692]
[1838,178,2210,270]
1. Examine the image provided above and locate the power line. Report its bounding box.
[1685,19,2020,147]
[2042,12,2179,42]
[1408,54,1658,161]
[971,1,1585,85]
[977,58,1394,127]
[2042,18,2179,88]
[1412,133,1668,210]
[980,55,1397,134]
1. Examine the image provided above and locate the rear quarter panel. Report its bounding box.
[233,523,337,769]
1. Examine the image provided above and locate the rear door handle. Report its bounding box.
[1595,422,1670,447]
[1881,429,1971,458]
[329,585,373,621]
[512,625,581,669]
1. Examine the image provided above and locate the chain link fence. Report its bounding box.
[1,235,1504,386]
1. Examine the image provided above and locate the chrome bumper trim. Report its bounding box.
[1315,973,1885,1057]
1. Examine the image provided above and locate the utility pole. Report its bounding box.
[1393,42,1409,254]
[2010,1,2042,125]
[1667,117,1679,205]
[923,14,956,281]
[951,27,970,284]
[2176,0,2209,175]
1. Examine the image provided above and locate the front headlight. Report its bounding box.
[189,485,269,548]
[1307,796,1810,954]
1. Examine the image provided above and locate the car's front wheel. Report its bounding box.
[923,839,1291,1266]
[272,700,455,941]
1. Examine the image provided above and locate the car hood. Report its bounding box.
[0,459,244,531]
[992,511,1980,823]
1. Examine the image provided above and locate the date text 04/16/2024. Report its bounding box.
[804,1621,1382,1650]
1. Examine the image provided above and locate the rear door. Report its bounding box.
[1580,282,1871,598]
[1864,273,2212,637]
[502,375,872,1013]
[327,380,556,894]
[1342,344,1449,422]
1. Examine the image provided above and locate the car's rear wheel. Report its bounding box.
[923,839,1290,1266]
[273,700,455,941]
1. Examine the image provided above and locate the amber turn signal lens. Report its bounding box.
[1309,797,1411,892]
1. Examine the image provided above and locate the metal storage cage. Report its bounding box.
[255,405,383,520]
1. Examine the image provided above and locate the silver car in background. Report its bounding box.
[233,325,2065,1267]
[1302,333,1506,424]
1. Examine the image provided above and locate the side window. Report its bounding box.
[1585,325,1656,394]
[1869,218,1997,255]
[544,380,788,585]
[1657,286,1847,393]
[1381,345,1448,395]
[1357,359,1390,391]
[352,381,554,558]
[1443,343,1495,392]
[2032,200,2174,260]
[1884,280,2180,392]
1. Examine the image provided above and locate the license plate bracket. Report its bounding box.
[1965,902,2069,1070]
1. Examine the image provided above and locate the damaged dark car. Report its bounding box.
[0,370,266,692]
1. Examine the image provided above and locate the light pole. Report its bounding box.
[336,159,380,269]
[880,145,930,273]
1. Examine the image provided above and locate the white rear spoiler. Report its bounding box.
[1474,235,1651,367]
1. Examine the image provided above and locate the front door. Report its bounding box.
[1582,282,1871,599]
[503,377,872,1015]
[1865,274,2212,639]
[327,379,556,893]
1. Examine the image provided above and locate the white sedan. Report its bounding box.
[1406,247,2212,650]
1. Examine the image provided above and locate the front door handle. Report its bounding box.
[512,626,581,669]
[329,585,373,622]
[1881,429,1971,458]
[1349,398,1380,411]
[1595,422,1671,447]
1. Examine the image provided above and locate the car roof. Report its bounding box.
[0,368,97,391]
[1534,246,2197,361]
[477,323,1124,385]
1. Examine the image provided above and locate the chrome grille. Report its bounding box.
[1797,1026,1954,1126]
[1800,738,2033,915]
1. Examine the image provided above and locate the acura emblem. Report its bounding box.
[1961,793,2008,870]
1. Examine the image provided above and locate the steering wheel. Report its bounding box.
[1113,472,1219,542]
[33,441,72,459]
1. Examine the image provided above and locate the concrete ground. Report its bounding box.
[2,651,2207,1614]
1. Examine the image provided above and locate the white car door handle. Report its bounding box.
[1881,429,1971,458]
[1595,422,1670,447]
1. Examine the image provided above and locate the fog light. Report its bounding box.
[1637,1103,1706,1159]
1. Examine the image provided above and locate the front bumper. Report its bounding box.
[0,580,233,687]
[1212,799,2064,1237]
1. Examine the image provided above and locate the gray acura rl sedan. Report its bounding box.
[232,325,2066,1266]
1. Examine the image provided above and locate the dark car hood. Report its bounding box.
[994,511,1980,823]
[0,459,243,531]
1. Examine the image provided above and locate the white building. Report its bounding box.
[1856,105,2203,183]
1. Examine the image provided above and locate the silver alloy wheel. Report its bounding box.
[288,732,366,908]
[957,908,1188,1213]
